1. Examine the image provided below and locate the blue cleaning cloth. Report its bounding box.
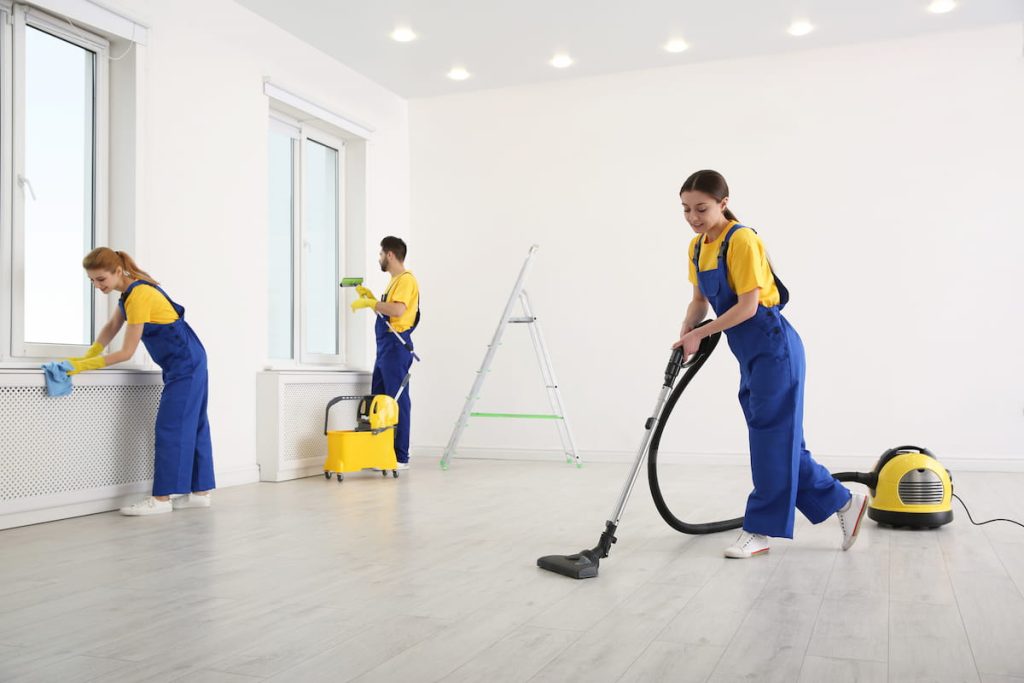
[41,361,74,397]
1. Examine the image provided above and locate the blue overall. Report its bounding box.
[120,282,215,497]
[695,224,849,538]
[371,279,419,464]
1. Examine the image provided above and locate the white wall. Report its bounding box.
[108,0,409,484]
[409,24,1024,469]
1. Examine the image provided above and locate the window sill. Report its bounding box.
[260,362,370,373]
[0,363,158,374]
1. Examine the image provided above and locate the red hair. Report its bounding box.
[82,247,159,284]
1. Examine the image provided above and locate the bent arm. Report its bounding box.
[102,323,144,366]
[94,307,126,348]
[374,301,407,318]
[681,284,709,335]
[687,288,761,341]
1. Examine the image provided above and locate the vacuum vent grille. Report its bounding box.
[0,385,160,501]
[897,469,945,505]
[282,382,361,462]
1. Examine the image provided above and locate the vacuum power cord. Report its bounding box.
[952,493,1024,530]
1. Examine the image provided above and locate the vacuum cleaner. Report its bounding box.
[834,446,953,528]
[537,325,736,579]
[536,322,955,580]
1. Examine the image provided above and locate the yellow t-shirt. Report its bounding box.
[124,283,180,325]
[687,221,780,307]
[384,271,419,333]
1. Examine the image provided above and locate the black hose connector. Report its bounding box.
[833,471,878,490]
[664,348,685,387]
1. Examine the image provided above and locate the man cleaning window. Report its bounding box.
[350,236,420,469]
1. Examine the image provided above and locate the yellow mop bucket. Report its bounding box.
[323,395,399,482]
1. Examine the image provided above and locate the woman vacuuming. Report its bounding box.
[674,170,866,558]
[62,248,214,516]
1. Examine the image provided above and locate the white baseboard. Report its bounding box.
[0,482,153,530]
[215,464,261,488]
[417,445,1024,473]
[0,464,262,530]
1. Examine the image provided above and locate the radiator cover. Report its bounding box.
[0,370,163,529]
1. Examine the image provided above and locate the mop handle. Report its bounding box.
[378,313,420,362]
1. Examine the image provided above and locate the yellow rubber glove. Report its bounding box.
[350,297,378,313]
[84,341,105,358]
[67,356,107,375]
[355,285,376,300]
[68,342,105,363]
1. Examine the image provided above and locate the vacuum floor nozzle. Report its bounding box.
[537,550,601,579]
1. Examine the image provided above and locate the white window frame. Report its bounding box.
[3,2,110,361]
[267,113,299,363]
[268,110,347,367]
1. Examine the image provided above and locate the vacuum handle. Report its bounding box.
[666,320,718,385]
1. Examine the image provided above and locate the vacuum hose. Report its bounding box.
[646,329,745,534]
[646,327,873,534]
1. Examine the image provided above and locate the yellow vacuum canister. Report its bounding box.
[866,445,953,528]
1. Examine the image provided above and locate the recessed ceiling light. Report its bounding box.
[447,67,470,81]
[390,26,416,42]
[927,0,957,13]
[787,20,815,37]
[665,39,689,53]
[550,53,574,69]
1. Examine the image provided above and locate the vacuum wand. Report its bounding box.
[536,345,702,580]
[536,324,723,580]
[340,277,421,362]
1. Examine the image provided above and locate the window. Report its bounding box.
[3,3,109,361]
[267,112,346,365]
[267,117,296,360]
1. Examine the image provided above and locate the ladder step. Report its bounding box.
[470,412,563,420]
[507,317,536,323]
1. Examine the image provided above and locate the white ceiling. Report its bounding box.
[235,0,1024,98]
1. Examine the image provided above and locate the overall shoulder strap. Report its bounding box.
[719,223,750,263]
[119,280,145,312]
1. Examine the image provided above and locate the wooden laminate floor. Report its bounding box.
[2,458,1023,682]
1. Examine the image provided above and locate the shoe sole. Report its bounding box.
[843,497,868,550]
[725,547,770,559]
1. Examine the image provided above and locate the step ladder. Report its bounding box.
[440,245,581,470]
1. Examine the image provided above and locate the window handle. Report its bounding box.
[17,174,36,201]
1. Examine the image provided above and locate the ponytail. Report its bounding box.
[82,247,160,285]
[116,250,159,284]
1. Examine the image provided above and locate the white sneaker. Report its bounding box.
[397,462,410,471]
[172,493,212,509]
[724,531,770,558]
[838,493,868,550]
[119,497,172,516]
